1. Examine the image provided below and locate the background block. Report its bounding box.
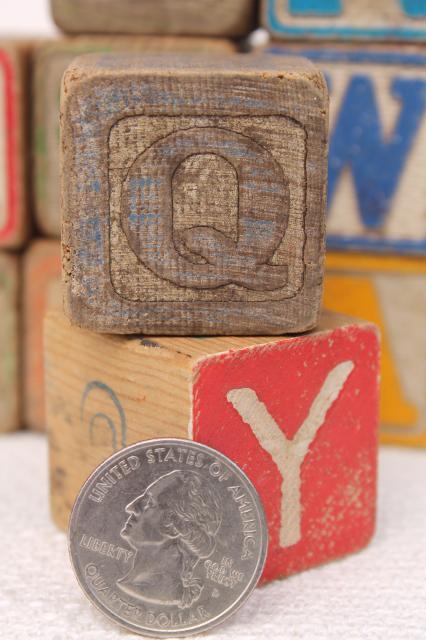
[23,239,61,432]
[33,37,236,237]
[264,45,426,254]
[51,0,256,38]
[46,309,379,583]
[324,252,426,447]
[62,53,328,335]
[0,41,29,249]
[0,252,20,432]
[263,0,426,40]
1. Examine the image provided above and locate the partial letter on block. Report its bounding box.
[61,53,328,335]
[46,309,379,582]
[325,252,426,448]
[23,239,61,431]
[51,0,256,38]
[262,44,426,255]
[0,252,20,432]
[33,37,236,237]
[0,41,29,248]
[262,0,426,41]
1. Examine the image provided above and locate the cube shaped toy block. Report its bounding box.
[51,0,256,38]
[325,252,426,448]
[23,239,61,431]
[61,53,328,335]
[0,41,29,249]
[46,309,379,582]
[33,37,236,237]
[262,0,426,41]
[0,252,20,432]
[262,44,426,255]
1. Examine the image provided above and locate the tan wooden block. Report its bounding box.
[262,0,426,41]
[51,0,256,38]
[61,53,328,335]
[46,308,379,583]
[0,41,30,249]
[33,36,236,237]
[0,252,20,432]
[23,239,61,431]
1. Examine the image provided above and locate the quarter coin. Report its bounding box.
[68,438,268,637]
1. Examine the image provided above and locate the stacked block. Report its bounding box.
[33,37,237,236]
[0,253,19,433]
[0,41,29,249]
[263,44,426,254]
[61,53,328,335]
[45,308,379,582]
[262,0,426,41]
[324,253,426,447]
[51,0,256,37]
[23,240,61,432]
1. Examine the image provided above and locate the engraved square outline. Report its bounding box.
[107,114,308,304]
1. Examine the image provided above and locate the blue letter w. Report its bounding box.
[328,76,426,229]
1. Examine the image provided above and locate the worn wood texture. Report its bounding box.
[261,44,426,254]
[33,37,236,237]
[46,308,379,583]
[324,252,426,448]
[23,239,61,432]
[0,41,29,249]
[51,0,256,38]
[263,0,426,41]
[0,252,20,432]
[61,53,328,335]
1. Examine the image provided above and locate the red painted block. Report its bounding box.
[0,41,29,249]
[193,318,379,582]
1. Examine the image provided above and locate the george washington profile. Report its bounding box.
[118,470,222,609]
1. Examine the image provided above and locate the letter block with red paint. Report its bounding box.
[47,309,379,580]
[193,314,380,582]
[0,41,29,249]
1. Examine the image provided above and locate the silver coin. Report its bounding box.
[68,438,268,637]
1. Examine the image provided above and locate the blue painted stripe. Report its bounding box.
[327,235,426,253]
[266,0,426,38]
[266,47,426,67]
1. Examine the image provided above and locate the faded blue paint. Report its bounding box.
[81,380,127,452]
[266,0,426,38]
[329,76,426,230]
[289,0,341,14]
[267,47,426,253]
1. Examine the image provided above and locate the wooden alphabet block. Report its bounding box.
[0,252,20,432]
[263,0,426,41]
[33,37,236,237]
[0,41,29,248]
[324,252,426,448]
[23,239,61,432]
[62,53,328,335]
[51,0,256,38]
[263,45,426,254]
[46,308,379,583]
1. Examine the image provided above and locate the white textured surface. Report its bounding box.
[1,432,426,639]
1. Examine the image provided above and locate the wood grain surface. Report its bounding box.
[0,41,29,249]
[33,36,236,237]
[325,252,426,448]
[263,0,426,40]
[46,308,379,583]
[61,53,328,335]
[23,239,61,432]
[0,252,20,432]
[51,0,256,37]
